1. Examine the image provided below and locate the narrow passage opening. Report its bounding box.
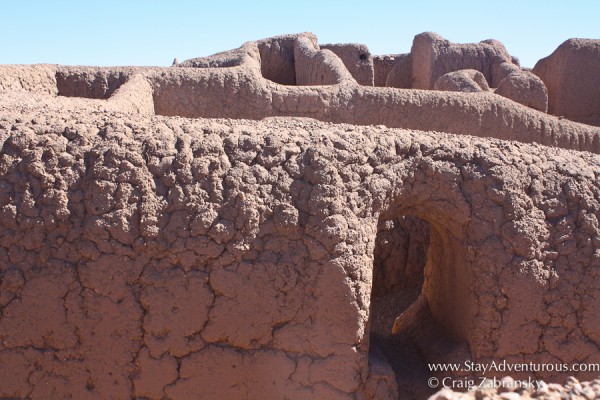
[369,214,471,399]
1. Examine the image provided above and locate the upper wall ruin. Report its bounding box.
[533,38,600,126]
[1,33,599,151]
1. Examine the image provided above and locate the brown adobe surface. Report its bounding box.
[533,38,600,126]
[0,32,599,399]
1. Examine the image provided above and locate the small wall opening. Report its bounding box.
[369,214,471,399]
[56,71,128,99]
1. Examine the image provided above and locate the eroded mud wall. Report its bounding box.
[3,62,600,155]
[0,112,599,398]
[0,65,58,94]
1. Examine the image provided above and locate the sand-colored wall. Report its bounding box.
[2,34,597,154]
[411,32,518,89]
[56,67,131,99]
[373,55,397,87]
[0,64,58,94]
[150,66,600,153]
[293,35,356,86]
[321,43,375,86]
[0,113,599,399]
[1,32,600,399]
[533,39,600,126]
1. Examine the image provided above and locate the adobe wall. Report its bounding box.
[411,32,517,90]
[56,67,131,99]
[372,55,398,87]
[1,34,597,154]
[384,54,412,89]
[1,31,600,399]
[256,34,298,85]
[533,38,600,126]
[0,64,57,94]
[160,33,599,152]
[0,109,599,399]
[293,35,356,86]
[321,43,374,86]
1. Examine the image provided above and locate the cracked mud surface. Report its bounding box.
[0,94,599,398]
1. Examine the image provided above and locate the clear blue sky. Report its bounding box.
[1,0,598,68]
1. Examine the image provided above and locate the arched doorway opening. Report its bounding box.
[368,214,472,399]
